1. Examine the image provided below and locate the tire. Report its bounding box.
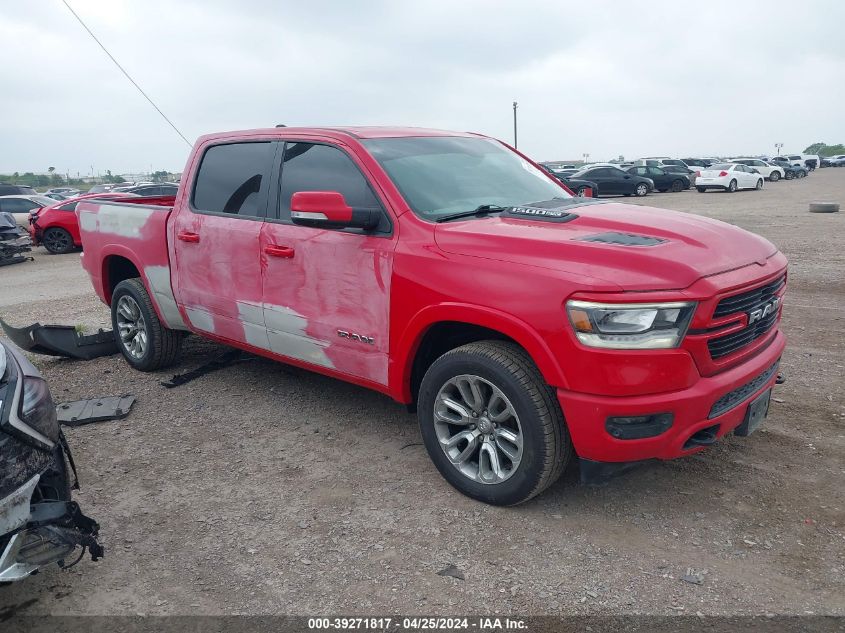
[576,186,587,197]
[671,179,684,192]
[784,172,793,180]
[111,278,182,371]
[799,171,806,179]
[769,171,780,182]
[635,183,649,197]
[696,186,706,193]
[417,341,571,506]
[755,179,764,190]
[42,227,74,254]
[809,202,840,213]
[726,179,737,193]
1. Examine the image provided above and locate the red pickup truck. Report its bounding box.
[77,127,786,505]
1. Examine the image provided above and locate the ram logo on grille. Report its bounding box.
[748,298,780,325]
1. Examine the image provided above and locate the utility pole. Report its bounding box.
[775,142,783,156]
[512,101,518,149]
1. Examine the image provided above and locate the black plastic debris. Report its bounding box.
[0,317,118,360]
[161,348,252,388]
[0,211,33,266]
[56,395,136,427]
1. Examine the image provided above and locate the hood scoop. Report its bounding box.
[579,232,666,246]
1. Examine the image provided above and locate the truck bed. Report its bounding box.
[77,196,188,331]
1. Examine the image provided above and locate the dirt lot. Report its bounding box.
[1,169,843,618]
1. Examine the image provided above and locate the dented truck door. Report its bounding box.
[258,140,395,387]
[172,140,277,347]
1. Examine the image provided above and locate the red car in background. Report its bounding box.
[29,193,138,253]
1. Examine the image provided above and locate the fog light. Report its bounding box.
[605,413,674,440]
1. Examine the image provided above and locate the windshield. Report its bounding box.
[363,137,569,219]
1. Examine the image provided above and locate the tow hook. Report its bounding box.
[775,373,786,385]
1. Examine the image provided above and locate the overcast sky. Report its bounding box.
[2,0,843,175]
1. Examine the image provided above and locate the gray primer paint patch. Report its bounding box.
[80,204,160,238]
[263,303,333,368]
[185,307,216,333]
[145,266,188,330]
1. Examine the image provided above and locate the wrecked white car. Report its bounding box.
[0,339,102,583]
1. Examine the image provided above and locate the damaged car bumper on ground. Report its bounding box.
[0,339,103,583]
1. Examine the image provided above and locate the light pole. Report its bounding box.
[512,101,518,149]
[775,143,783,156]
[582,153,590,165]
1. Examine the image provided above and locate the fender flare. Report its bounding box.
[390,303,568,403]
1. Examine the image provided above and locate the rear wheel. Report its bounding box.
[726,179,737,193]
[671,179,684,192]
[576,186,587,197]
[755,179,764,190]
[111,278,182,371]
[417,341,571,506]
[635,183,649,197]
[696,186,706,193]
[42,227,74,254]
[769,171,780,182]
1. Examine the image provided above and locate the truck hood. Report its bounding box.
[433,202,778,291]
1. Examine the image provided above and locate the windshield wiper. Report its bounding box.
[435,205,508,223]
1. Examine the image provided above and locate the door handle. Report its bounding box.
[264,244,295,258]
[177,231,200,243]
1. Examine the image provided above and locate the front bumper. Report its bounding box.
[558,329,785,462]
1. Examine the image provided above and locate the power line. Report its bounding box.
[61,0,192,148]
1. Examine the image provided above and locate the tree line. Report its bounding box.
[803,143,845,156]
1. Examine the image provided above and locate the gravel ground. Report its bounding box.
[0,169,843,618]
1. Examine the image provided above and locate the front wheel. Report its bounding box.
[635,183,649,197]
[417,341,571,506]
[42,227,74,254]
[769,171,780,182]
[111,278,182,371]
[671,179,684,192]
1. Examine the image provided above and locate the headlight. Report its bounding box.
[20,377,59,442]
[566,300,696,349]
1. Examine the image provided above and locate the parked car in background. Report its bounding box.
[120,183,179,197]
[826,155,845,167]
[0,184,37,196]
[29,193,139,253]
[729,159,785,182]
[0,195,56,227]
[42,193,70,201]
[87,184,122,194]
[570,166,652,196]
[539,165,599,196]
[0,339,103,582]
[681,158,713,169]
[634,157,690,169]
[627,165,689,192]
[45,187,82,197]
[695,163,764,192]
[769,161,807,179]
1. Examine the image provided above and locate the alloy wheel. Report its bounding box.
[433,374,524,484]
[116,295,148,359]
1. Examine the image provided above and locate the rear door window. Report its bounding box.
[192,142,274,217]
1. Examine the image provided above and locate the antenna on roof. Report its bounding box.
[275,124,287,128]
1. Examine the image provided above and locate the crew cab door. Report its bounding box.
[171,140,276,346]
[258,140,396,386]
